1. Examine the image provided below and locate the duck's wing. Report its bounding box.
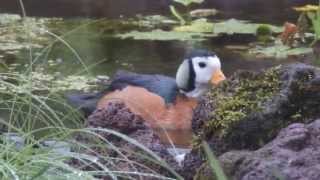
[110,70,179,104]
[66,70,179,117]
[66,92,101,117]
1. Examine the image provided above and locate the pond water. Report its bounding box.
[0,0,319,147]
[0,0,317,77]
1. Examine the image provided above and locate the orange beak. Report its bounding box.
[210,69,226,85]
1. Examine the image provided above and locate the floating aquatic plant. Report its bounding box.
[249,41,312,58]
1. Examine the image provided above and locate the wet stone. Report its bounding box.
[72,101,179,179]
[184,63,320,179]
[1,133,25,150]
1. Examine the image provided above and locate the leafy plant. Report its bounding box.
[249,42,312,58]
[0,10,181,180]
[174,0,204,6]
[170,0,205,25]
[293,3,320,44]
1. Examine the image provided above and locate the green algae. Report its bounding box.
[203,66,282,137]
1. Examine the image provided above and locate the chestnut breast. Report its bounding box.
[97,86,198,130]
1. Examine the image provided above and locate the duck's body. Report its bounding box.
[108,70,179,104]
[67,49,225,146]
[98,85,197,130]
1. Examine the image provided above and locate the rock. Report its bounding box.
[180,149,206,180]
[184,63,320,179]
[72,101,179,179]
[186,119,320,180]
[40,140,72,155]
[216,119,320,180]
[167,148,191,166]
[86,101,146,135]
[1,133,25,150]
[193,63,320,154]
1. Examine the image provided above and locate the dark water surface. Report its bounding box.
[0,0,317,23]
[0,0,318,77]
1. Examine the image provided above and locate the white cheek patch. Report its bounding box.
[207,56,221,69]
[192,56,221,85]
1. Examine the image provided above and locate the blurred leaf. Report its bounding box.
[190,9,219,18]
[173,19,214,33]
[214,19,283,35]
[293,4,320,12]
[170,5,186,25]
[174,0,204,6]
[0,61,8,72]
[0,14,21,25]
[116,29,215,41]
[202,141,228,180]
[249,43,312,58]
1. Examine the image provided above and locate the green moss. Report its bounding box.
[256,25,273,43]
[203,66,281,137]
[256,25,272,36]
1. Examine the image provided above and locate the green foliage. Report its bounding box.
[117,19,283,42]
[202,141,228,180]
[214,19,282,35]
[293,4,320,43]
[204,67,281,136]
[190,9,218,18]
[256,25,273,43]
[170,0,205,25]
[0,13,181,180]
[307,10,320,41]
[249,42,312,58]
[169,5,186,25]
[117,29,216,41]
[173,0,204,6]
[173,18,214,33]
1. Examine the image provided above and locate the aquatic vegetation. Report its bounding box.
[249,41,312,58]
[256,24,273,43]
[173,18,214,33]
[0,23,180,180]
[170,0,205,25]
[190,9,218,18]
[213,19,282,35]
[117,29,216,41]
[118,19,283,42]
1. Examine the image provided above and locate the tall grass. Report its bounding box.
[0,1,182,179]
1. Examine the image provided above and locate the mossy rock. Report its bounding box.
[192,63,320,154]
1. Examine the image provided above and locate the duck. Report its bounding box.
[67,49,225,146]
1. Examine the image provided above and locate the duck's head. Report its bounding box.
[176,49,225,98]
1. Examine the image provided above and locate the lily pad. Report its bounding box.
[249,43,313,58]
[0,14,21,26]
[173,19,214,33]
[135,15,179,28]
[0,71,101,93]
[190,9,219,18]
[214,19,283,35]
[116,29,216,41]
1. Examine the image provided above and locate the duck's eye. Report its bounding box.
[198,62,206,68]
